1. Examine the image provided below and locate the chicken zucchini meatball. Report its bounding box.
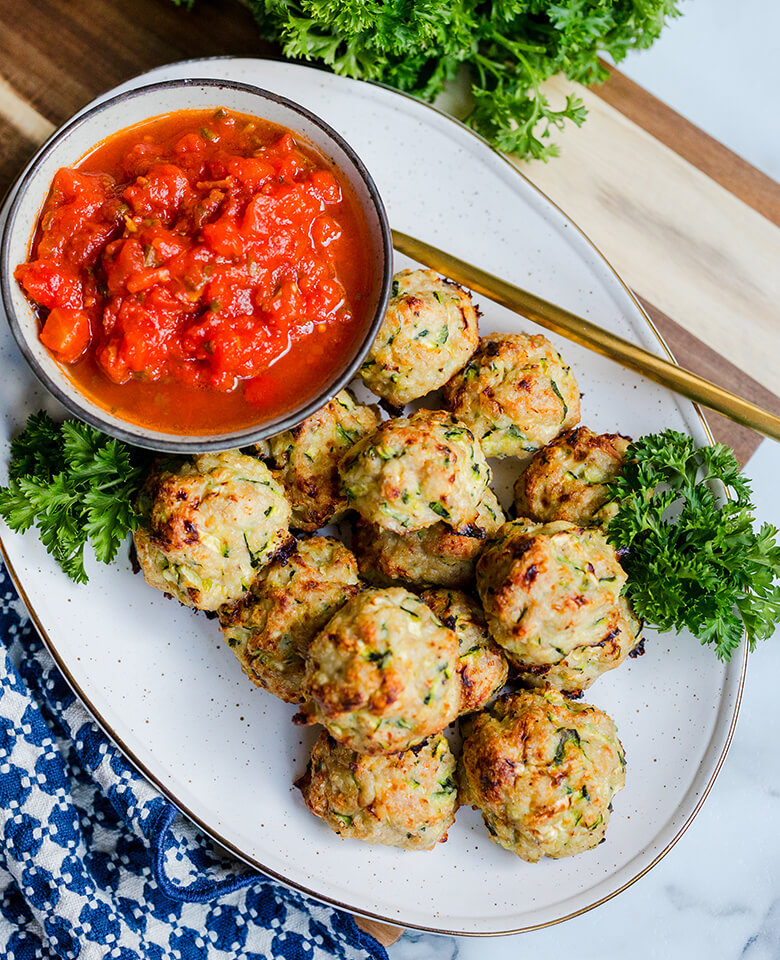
[515,596,642,694]
[297,731,458,850]
[459,687,626,861]
[476,519,640,694]
[295,587,461,754]
[353,488,505,589]
[257,389,380,531]
[420,589,508,715]
[515,426,630,526]
[443,332,580,458]
[339,409,490,535]
[358,269,480,406]
[218,537,360,703]
[134,451,291,610]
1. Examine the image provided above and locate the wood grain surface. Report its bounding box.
[0,1,776,946]
[592,64,780,230]
[525,75,780,399]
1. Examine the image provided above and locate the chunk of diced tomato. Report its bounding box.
[307,169,342,205]
[49,168,111,207]
[259,279,304,332]
[124,164,191,223]
[278,153,308,182]
[103,238,145,294]
[172,133,207,156]
[226,157,274,192]
[311,215,342,248]
[207,315,287,381]
[242,193,278,235]
[313,277,347,316]
[141,225,189,261]
[96,342,131,384]
[14,260,82,310]
[39,307,91,363]
[201,219,245,259]
[125,267,172,295]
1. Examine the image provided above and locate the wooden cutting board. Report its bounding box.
[0,0,777,947]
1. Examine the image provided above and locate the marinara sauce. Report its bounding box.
[15,108,373,433]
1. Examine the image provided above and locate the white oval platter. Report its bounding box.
[0,58,745,935]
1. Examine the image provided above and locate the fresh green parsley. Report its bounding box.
[172,0,680,160]
[605,430,780,661]
[0,412,148,584]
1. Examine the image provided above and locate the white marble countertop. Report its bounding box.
[388,4,780,956]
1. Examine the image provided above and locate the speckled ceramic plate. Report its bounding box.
[0,58,745,936]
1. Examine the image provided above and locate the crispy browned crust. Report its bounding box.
[134,451,291,610]
[516,426,630,525]
[297,731,458,850]
[419,588,508,714]
[218,537,361,703]
[459,687,625,861]
[298,587,461,754]
[476,519,638,693]
[353,518,485,589]
[442,332,580,458]
[510,597,642,697]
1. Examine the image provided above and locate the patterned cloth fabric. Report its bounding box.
[0,560,386,960]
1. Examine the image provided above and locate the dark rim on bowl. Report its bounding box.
[0,77,393,453]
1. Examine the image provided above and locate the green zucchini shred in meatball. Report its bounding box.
[295,587,461,754]
[256,388,380,531]
[353,487,505,589]
[358,269,480,406]
[339,409,491,535]
[515,426,630,526]
[420,588,508,714]
[476,518,641,695]
[297,731,458,850]
[443,332,580,458]
[133,450,291,611]
[459,687,626,861]
[218,537,361,703]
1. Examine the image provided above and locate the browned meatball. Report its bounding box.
[339,409,491,535]
[459,687,626,861]
[515,426,630,526]
[443,332,580,458]
[420,588,508,714]
[352,488,504,589]
[358,269,480,405]
[297,731,458,850]
[295,587,461,754]
[218,537,360,703]
[476,519,640,694]
[134,450,291,611]
[258,389,380,531]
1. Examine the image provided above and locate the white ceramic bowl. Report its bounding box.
[1,78,392,452]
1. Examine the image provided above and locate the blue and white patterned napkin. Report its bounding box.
[0,560,387,960]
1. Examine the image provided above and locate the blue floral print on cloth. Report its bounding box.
[0,560,387,960]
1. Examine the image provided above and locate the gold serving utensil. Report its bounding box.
[392,229,780,443]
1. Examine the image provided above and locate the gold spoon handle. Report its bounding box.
[392,229,780,444]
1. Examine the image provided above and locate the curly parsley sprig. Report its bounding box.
[0,412,148,584]
[172,0,681,161]
[605,430,780,661]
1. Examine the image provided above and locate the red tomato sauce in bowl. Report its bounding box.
[14,108,374,434]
